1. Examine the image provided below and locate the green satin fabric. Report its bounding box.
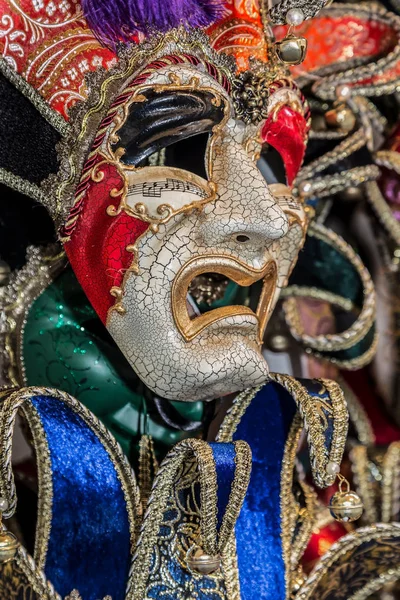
[22,267,204,461]
[289,232,375,363]
[290,234,363,305]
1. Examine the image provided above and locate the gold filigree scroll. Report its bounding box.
[90,73,231,232]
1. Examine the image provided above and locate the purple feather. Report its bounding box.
[82,0,226,48]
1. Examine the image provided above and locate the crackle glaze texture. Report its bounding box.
[103,66,307,401]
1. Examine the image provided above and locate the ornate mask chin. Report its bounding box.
[3,2,310,401]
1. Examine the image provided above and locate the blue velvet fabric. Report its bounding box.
[210,443,236,530]
[31,395,131,600]
[232,383,297,600]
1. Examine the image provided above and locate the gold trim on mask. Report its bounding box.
[106,72,231,182]
[103,164,217,233]
[86,75,234,321]
[171,255,277,343]
[85,74,231,237]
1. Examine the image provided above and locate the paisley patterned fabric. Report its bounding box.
[0,0,115,117]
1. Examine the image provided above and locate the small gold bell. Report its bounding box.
[329,475,363,523]
[274,35,307,66]
[329,491,363,522]
[0,530,18,564]
[325,105,356,132]
[186,547,221,575]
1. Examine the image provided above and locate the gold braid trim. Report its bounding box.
[12,545,62,599]
[296,523,400,600]
[283,222,376,355]
[127,437,250,600]
[20,402,53,571]
[295,165,380,201]
[138,434,159,510]
[365,180,400,247]
[0,245,65,388]
[350,445,378,524]
[0,168,48,204]
[221,533,240,600]
[0,387,141,554]
[303,332,379,370]
[280,285,354,312]
[298,129,366,181]
[348,568,400,600]
[216,386,263,442]
[375,149,400,176]
[381,441,400,523]
[280,415,306,593]
[317,378,349,479]
[291,479,317,568]
[270,375,348,489]
[350,441,400,525]
[338,377,375,446]
[219,441,252,550]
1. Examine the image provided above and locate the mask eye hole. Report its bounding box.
[257,145,286,185]
[112,89,224,178]
[236,234,250,243]
[145,132,210,180]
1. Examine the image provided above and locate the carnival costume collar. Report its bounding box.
[1,379,400,600]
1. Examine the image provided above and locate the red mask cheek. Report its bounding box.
[64,159,148,324]
[261,106,308,186]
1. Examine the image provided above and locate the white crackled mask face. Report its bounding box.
[64,63,308,401]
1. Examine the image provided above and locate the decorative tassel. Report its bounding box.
[82,0,226,49]
[138,433,159,510]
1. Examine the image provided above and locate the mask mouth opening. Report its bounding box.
[188,273,231,314]
[172,256,277,344]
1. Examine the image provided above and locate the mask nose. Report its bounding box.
[200,140,289,250]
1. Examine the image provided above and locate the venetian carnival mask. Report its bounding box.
[0,0,310,401]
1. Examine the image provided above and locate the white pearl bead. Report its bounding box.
[286,8,304,26]
[327,461,340,476]
[336,84,352,100]
[0,497,9,512]
[299,181,311,196]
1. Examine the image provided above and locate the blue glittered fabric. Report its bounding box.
[232,383,297,600]
[30,395,131,600]
[210,443,236,530]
